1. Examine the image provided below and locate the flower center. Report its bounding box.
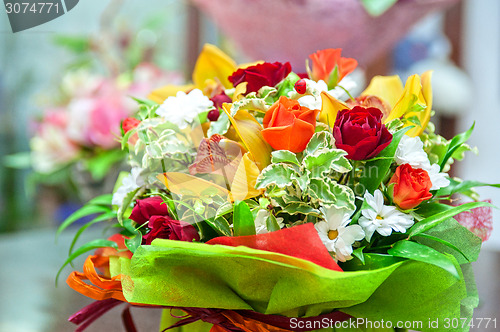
[376,215,383,220]
[328,230,339,240]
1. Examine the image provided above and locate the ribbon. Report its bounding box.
[66,255,126,302]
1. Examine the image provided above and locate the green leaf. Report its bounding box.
[125,234,142,253]
[266,213,281,232]
[359,127,411,194]
[205,216,232,237]
[233,201,256,236]
[271,150,300,166]
[56,239,118,285]
[388,240,459,279]
[130,96,158,108]
[409,201,494,238]
[303,148,351,177]
[341,253,403,271]
[3,152,31,169]
[306,178,356,210]
[435,178,500,197]
[52,35,90,53]
[256,164,298,189]
[305,131,335,155]
[327,65,340,89]
[68,211,116,255]
[440,123,475,171]
[360,0,397,16]
[274,72,300,99]
[117,187,141,225]
[280,203,321,216]
[88,194,114,206]
[207,111,230,136]
[352,247,366,265]
[57,205,110,238]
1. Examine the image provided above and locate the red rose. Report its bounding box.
[262,96,319,153]
[389,164,432,210]
[333,106,392,160]
[143,216,200,245]
[129,196,168,225]
[228,62,292,93]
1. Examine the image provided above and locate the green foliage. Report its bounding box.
[439,123,475,171]
[233,201,256,236]
[408,201,494,238]
[388,240,459,279]
[358,127,410,194]
[56,239,118,285]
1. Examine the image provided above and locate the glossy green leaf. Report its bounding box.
[233,201,256,236]
[266,213,281,232]
[69,211,116,255]
[388,240,459,279]
[87,194,114,206]
[409,201,494,238]
[440,123,474,171]
[56,239,118,285]
[435,178,500,197]
[205,216,232,237]
[57,205,110,238]
[358,127,410,194]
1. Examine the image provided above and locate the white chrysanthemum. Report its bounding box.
[254,210,284,234]
[358,190,414,241]
[423,163,450,190]
[395,135,430,168]
[395,135,450,190]
[155,89,213,129]
[112,167,145,207]
[315,206,365,262]
[296,77,357,110]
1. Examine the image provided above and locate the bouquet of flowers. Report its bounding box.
[58,44,496,332]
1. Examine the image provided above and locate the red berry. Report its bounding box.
[207,109,220,121]
[294,79,307,94]
[122,117,141,133]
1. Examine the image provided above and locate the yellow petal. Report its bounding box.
[232,82,248,101]
[319,91,349,127]
[193,44,237,90]
[222,104,272,170]
[230,152,263,201]
[148,84,194,104]
[362,75,404,109]
[157,172,229,198]
[404,71,433,137]
[385,74,421,123]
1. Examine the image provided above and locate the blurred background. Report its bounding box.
[0,0,499,331]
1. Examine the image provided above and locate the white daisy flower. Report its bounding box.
[395,135,450,190]
[112,167,145,207]
[156,89,213,129]
[358,190,414,241]
[254,210,284,234]
[315,206,365,262]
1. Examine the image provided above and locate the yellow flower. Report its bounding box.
[362,71,433,137]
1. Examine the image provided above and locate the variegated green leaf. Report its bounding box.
[305,131,335,155]
[256,164,299,189]
[271,150,300,166]
[303,148,351,177]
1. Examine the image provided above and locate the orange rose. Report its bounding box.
[389,164,432,210]
[309,48,357,86]
[262,96,319,153]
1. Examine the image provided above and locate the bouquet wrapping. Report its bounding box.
[58,44,496,332]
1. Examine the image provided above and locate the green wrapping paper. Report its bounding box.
[113,239,476,331]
